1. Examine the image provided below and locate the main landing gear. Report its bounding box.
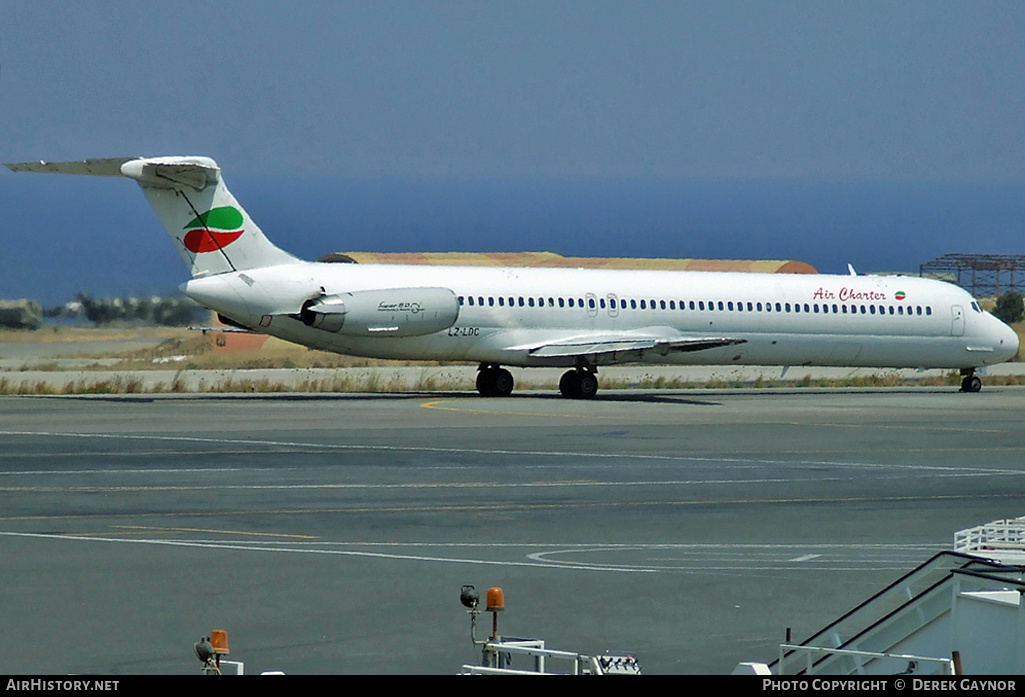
[475,365,600,399]
[476,364,514,397]
[559,367,598,400]
[960,368,982,393]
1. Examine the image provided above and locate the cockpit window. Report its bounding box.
[971,301,982,313]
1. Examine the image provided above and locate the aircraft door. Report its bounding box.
[951,305,965,337]
[607,293,619,318]
[585,293,598,318]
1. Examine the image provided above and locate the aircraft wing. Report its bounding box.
[517,333,746,361]
[188,325,253,334]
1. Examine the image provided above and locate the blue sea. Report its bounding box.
[2,175,1023,307]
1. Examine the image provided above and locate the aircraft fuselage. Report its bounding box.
[183,261,1018,371]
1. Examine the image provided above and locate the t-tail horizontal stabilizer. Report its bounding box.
[4,156,298,278]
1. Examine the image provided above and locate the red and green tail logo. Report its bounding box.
[183,206,244,253]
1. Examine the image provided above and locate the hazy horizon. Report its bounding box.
[3,174,1023,307]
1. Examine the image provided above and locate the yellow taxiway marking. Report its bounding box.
[62,526,317,539]
[115,525,318,539]
[419,399,622,419]
[4,490,1025,523]
[416,400,1013,434]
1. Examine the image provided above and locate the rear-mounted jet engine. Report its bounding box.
[297,287,459,337]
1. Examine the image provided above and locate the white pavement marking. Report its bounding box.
[0,531,932,574]
[2,430,1024,478]
[0,531,653,573]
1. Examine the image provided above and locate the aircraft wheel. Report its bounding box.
[960,375,982,393]
[576,371,598,399]
[559,370,579,399]
[476,368,495,396]
[493,369,514,397]
[560,370,598,399]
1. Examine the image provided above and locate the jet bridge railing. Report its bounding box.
[954,518,1025,561]
[775,555,1025,675]
[778,644,955,676]
[460,639,604,675]
[773,552,999,674]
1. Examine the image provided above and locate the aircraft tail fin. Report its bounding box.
[5,156,299,277]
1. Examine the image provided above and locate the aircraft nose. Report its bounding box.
[993,318,1020,363]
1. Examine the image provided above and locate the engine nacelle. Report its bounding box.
[299,287,459,337]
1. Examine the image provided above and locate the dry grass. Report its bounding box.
[0,326,188,344]
[0,372,459,396]
[0,374,146,395]
[3,369,1023,396]
[105,334,447,371]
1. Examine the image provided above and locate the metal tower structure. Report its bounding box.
[919,254,1025,297]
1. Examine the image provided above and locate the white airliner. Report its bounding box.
[5,156,1018,397]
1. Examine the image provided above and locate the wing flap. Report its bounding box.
[524,335,746,359]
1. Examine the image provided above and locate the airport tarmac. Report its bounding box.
[2,386,1025,674]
